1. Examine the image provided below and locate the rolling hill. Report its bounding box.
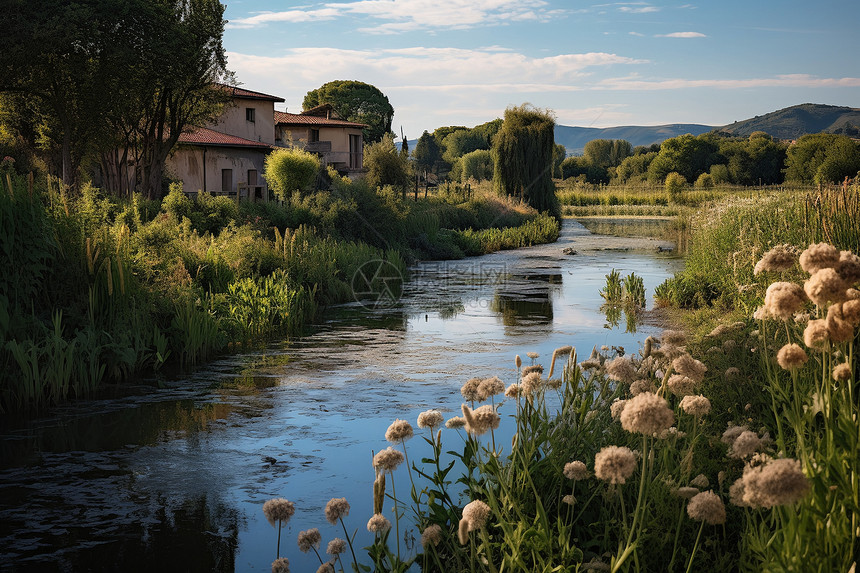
[718,103,860,139]
[554,104,860,155]
[554,123,714,155]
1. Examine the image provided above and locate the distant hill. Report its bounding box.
[554,123,713,155]
[719,103,860,140]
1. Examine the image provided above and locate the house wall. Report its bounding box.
[276,125,364,170]
[167,146,270,197]
[210,99,276,145]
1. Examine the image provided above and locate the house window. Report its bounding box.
[247,169,258,186]
[246,107,255,122]
[221,169,232,193]
[309,128,320,143]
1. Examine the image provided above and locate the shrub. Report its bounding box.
[665,171,687,203]
[264,147,321,200]
[695,173,714,189]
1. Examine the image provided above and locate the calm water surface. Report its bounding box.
[0,220,681,572]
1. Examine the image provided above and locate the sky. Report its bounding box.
[222,0,860,140]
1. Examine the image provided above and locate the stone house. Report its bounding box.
[275,105,366,174]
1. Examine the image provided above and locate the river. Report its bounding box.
[0,219,682,572]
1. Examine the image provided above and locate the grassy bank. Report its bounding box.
[0,174,559,413]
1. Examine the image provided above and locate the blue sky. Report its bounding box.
[223,0,860,140]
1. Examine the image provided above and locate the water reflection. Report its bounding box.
[601,303,642,333]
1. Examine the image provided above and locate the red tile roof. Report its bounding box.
[216,83,285,102]
[178,127,274,149]
[274,110,367,129]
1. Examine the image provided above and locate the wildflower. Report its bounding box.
[630,379,657,396]
[594,445,637,484]
[526,351,539,360]
[656,343,685,360]
[445,416,466,429]
[317,563,335,573]
[549,345,573,377]
[297,529,321,553]
[661,330,688,346]
[458,500,491,544]
[673,487,700,499]
[826,303,855,342]
[742,458,810,508]
[522,364,543,376]
[754,244,799,275]
[606,356,637,384]
[799,242,840,274]
[753,305,769,320]
[837,250,860,283]
[373,473,385,514]
[563,460,589,480]
[721,424,748,445]
[504,384,521,398]
[263,498,296,527]
[610,399,627,420]
[673,354,707,383]
[728,478,748,507]
[803,319,829,350]
[722,339,737,352]
[833,362,852,381]
[667,374,697,397]
[385,419,414,443]
[417,409,443,430]
[325,498,350,525]
[460,377,482,402]
[461,404,500,436]
[521,371,542,396]
[583,558,611,571]
[842,299,860,326]
[562,494,575,505]
[690,474,709,489]
[763,282,808,320]
[327,538,347,556]
[776,343,808,370]
[579,358,601,370]
[728,430,765,459]
[366,513,391,533]
[620,392,674,435]
[477,377,505,400]
[515,354,522,368]
[725,367,741,379]
[421,524,442,548]
[373,447,404,473]
[271,557,290,573]
[687,491,726,525]
[656,426,686,439]
[545,378,563,390]
[805,268,848,307]
[679,395,711,417]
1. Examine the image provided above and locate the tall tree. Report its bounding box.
[303,80,394,144]
[0,0,231,196]
[492,105,560,218]
[413,130,442,175]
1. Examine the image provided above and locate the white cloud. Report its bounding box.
[229,0,562,32]
[656,31,706,38]
[618,6,660,13]
[227,8,339,28]
[628,31,645,36]
[598,73,860,90]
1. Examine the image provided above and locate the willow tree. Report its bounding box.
[492,105,560,218]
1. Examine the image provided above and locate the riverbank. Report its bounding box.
[0,174,559,414]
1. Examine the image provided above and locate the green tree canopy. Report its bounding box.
[492,104,560,218]
[413,130,442,175]
[459,149,494,182]
[785,133,860,184]
[647,134,721,184]
[364,133,411,191]
[303,80,394,144]
[583,139,632,169]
